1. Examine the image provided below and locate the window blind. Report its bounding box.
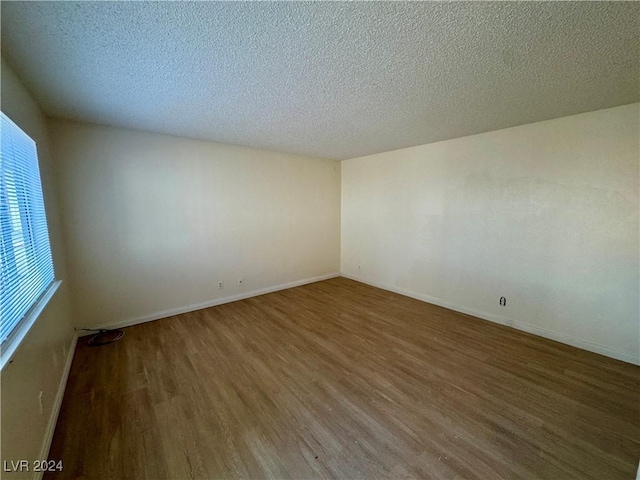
[0,112,54,344]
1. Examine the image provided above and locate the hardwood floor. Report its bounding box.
[47,277,639,479]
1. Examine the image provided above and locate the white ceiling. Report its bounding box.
[2,2,638,160]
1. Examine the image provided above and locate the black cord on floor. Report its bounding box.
[86,329,125,346]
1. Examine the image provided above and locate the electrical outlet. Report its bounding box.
[238,278,244,286]
[218,281,224,289]
[499,296,507,306]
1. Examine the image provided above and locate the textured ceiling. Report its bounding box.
[1,1,638,160]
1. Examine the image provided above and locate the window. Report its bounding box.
[1,112,56,356]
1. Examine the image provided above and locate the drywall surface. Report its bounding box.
[49,120,341,329]
[342,104,639,364]
[1,58,76,478]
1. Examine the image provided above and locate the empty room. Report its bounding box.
[1,1,638,479]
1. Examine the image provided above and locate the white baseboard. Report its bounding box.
[77,272,341,335]
[342,273,639,366]
[35,332,78,480]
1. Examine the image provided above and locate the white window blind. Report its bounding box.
[0,112,54,344]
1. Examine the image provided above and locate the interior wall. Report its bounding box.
[342,103,639,364]
[48,119,341,329]
[1,58,76,478]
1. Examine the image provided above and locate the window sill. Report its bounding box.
[1,280,62,370]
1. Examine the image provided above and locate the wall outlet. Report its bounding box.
[238,278,244,286]
[218,281,224,289]
[38,391,44,415]
[499,296,507,306]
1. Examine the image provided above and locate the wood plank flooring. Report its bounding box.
[47,277,639,479]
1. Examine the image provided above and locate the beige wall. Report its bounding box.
[342,104,640,364]
[48,120,341,329]
[1,59,76,477]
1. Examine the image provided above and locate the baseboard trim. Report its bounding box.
[78,272,341,335]
[35,332,78,480]
[341,273,639,366]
